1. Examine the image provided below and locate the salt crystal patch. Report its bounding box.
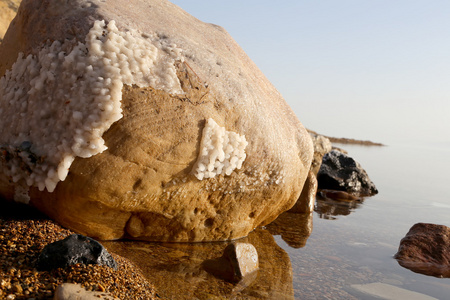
[0,19,184,194]
[193,118,248,180]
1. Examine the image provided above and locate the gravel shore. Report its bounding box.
[0,201,159,300]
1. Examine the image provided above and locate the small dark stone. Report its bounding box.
[394,223,450,278]
[317,150,378,196]
[19,141,32,151]
[36,234,117,271]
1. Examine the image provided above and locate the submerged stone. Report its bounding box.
[203,242,259,283]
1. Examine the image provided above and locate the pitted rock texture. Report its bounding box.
[0,0,313,241]
[394,223,450,278]
[317,150,377,197]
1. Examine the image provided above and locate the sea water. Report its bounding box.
[104,142,450,299]
[277,143,450,299]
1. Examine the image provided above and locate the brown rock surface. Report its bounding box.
[0,0,20,43]
[289,170,317,213]
[394,223,450,278]
[54,283,118,300]
[0,0,313,241]
[309,132,332,176]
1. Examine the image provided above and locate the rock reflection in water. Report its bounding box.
[315,190,364,220]
[103,228,293,299]
[265,211,313,248]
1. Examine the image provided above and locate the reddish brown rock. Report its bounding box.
[394,223,450,278]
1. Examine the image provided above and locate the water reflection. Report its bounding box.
[265,211,313,248]
[315,189,365,220]
[395,259,450,278]
[103,228,294,299]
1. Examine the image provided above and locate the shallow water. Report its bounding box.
[105,143,450,299]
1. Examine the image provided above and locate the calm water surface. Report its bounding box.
[105,143,450,299]
[282,143,450,299]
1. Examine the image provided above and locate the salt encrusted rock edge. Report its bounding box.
[192,118,248,180]
[0,19,184,195]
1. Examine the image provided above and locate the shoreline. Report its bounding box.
[0,201,159,299]
[307,129,385,146]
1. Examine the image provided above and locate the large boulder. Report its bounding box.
[0,0,313,241]
[394,223,450,278]
[317,150,378,197]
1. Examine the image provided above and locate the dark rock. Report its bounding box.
[36,234,117,271]
[394,223,450,278]
[203,242,258,283]
[317,150,378,196]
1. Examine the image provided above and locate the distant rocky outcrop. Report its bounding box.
[0,0,313,242]
[317,150,378,197]
[394,223,450,278]
[307,129,384,146]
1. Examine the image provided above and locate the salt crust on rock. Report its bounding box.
[193,118,248,180]
[0,19,183,193]
[0,0,314,242]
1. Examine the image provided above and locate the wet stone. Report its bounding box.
[317,150,378,196]
[203,242,259,283]
[394,223,450,278]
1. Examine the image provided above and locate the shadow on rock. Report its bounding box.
[265,211,313,248]
[103,228,294,299]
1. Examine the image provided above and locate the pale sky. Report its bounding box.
[170,1,450,146]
